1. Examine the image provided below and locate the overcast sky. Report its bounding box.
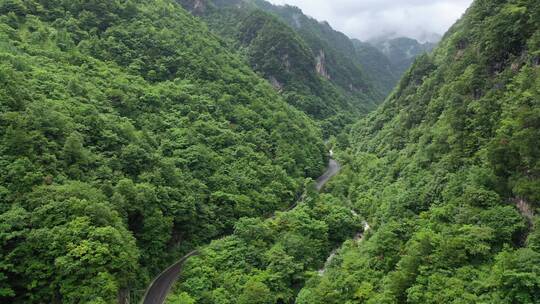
[266,0,473,42]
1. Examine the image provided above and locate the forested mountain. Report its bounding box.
[352,39,400,97]
[357,36,438,95]
[0,0,327,302]
[297,0,540,302]
[169,0,540,303]
[2,0,538,303]
[178,0,436,130]
[254,3,433,97]
[178,0,384,135]
[248,0,379,96]
[369,36,437,78]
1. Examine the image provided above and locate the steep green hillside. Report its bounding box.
[250,0,378,98]
[170,186,364,303]
[298,0,540,303]
[2,0,538,303]
[369,36,437,77]
[179,0,437,130]
[352,39,400,97]
[248,0,432,98]
[178,0,382,135]
[0,0,327,302]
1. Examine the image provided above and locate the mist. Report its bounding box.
[267,0,473,42]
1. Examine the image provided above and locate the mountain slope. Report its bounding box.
[249,0,378,96]
[179,0,438,128]
[297,0,540,303]
[369,36,437,77]
[178,0,384,135]
[249,0,434,98]
[352,39,400,97]
[0,0,327,302]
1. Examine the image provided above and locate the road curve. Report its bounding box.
[141,155,340,304]
[141,251,199,304]
[316,158,341,191]
[284,157,341,213]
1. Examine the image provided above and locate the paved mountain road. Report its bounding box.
[316,158,340,191]
[140,155,340,304]
[141,251,198,304]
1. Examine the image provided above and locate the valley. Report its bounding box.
[0,0,538,304]
[143,152,341,304]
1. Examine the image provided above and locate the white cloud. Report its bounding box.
[266,0,473,42]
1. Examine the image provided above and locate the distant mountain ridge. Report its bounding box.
[351,39,400,97]
[246,0,427,97]
[178,0,436,133]
[368,36,437,77]
[297,0,540,301]
[240,0,439,96]
[179,0,383,135]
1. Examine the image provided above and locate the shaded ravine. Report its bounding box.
[141,154,340,304]
[318,220,370,276]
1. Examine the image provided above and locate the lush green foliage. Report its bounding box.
[352,39,400,97]
[369,37,436,79]
[1,0,539,303]
[177,0,437,136]
[168,184,364,304]
[178,0,384,136]
[250,1,438,101]
[298,0,540,303]
[0,0,327,302]
[250,0,379,96]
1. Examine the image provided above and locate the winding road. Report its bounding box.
[141,251,199,304]
[316,158,340,191]
[140,154,340,304]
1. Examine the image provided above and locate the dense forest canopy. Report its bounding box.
[177,0,381,136]
[0,0,538,303]
[0,0,327,302]
[297,0,540,302]
[175,0,437,137]
[177,0,432,136]
[170,0,540,303]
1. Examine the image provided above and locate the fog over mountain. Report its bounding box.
[267,0,473,42]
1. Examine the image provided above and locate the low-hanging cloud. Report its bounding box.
[267,0,473,42]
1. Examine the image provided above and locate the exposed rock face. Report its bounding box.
[283,53,290,72]
[512,197,535,246]
[268,76,283,92]
[178,0,206,14]
[514,197,534,224]
[533,56,540,67]
[117,289,129,304]
[315,50,330,79]
[193,0,206,13]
